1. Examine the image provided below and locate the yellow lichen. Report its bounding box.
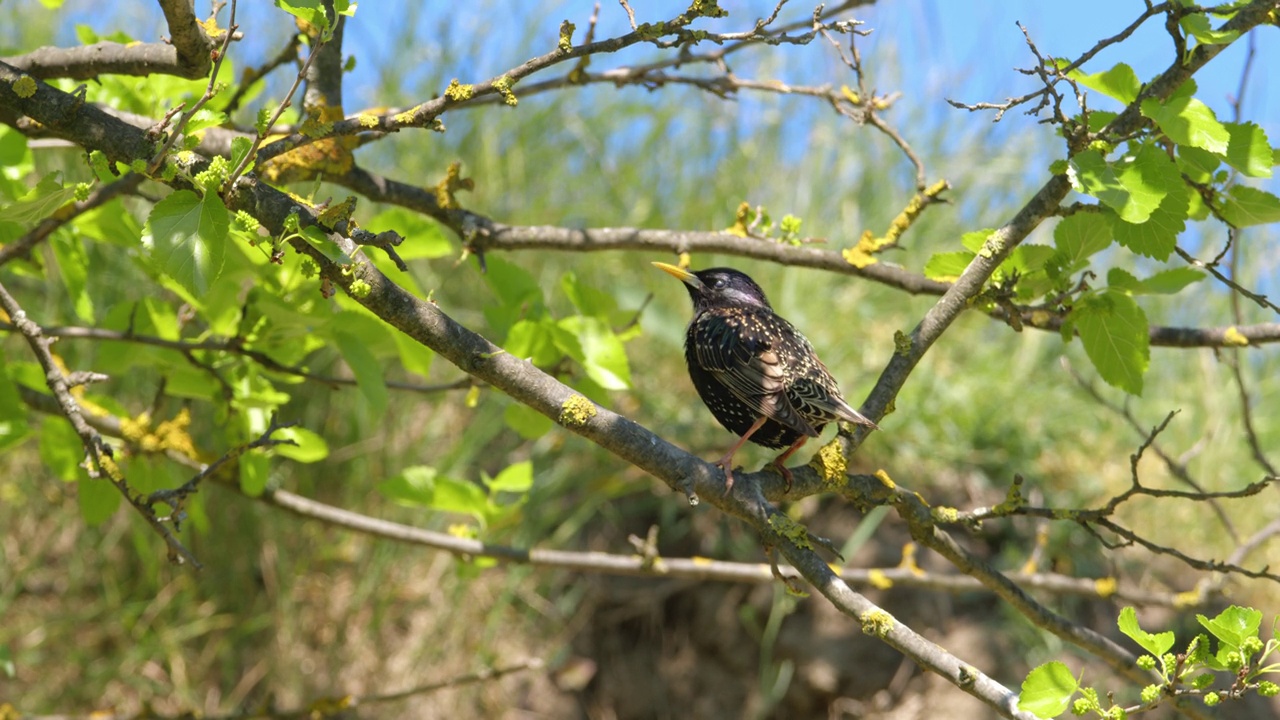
[1223,326,1249,346]
[444,78,474,102]
[434,161,474,210]
[810,438,847,487]
[725,201,752,237]
[874,468,895,489]
[1094,577,1118,598]
[1174,590,1202,609]
[867,569,893,589]
[767,514,812,550]
[893,330,912,357]
[558,394,596,427]
[357,113,380,128]
[558,20,576,53]
[898,542,925,577]
[13,74,36,98]
[931,506,959,524]
[859,609,894,637]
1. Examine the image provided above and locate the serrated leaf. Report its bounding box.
[145,190,228,296]
[1224,122,1272,178]
[1197,605,1262,650]
[504,402,553,440]
[1106,267,1141,292]
[1053,212,1112,274]
[1180,12,1240,45]
[1108,181,1189,261]
[1176,145,1221,183]
[1070,62,1140,104]
[1118,606,1176,657]
[1219,185,1280,227]
[558,315,631,390]
[485,460,533,493]
[1074,290,1150,395]
[923,251,974,281]
[1133,268,1203,294]
[185,108,227,135]
[379,466,437,506]
[1018,661,1079,719]
[230,136,254,175]
[0,172,76,225]
[334,329,388,415]
[1141,95,1229,155]
[274,0,332,33]
[1070,149,1173,224]
[506,318,561,366]
[960,228,996,253]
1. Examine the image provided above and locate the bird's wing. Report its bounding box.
[788,376,879,429]
[692,313,819,437]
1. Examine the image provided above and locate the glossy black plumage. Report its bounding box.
[653,262,878,489]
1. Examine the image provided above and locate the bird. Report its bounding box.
[653,262,879,492]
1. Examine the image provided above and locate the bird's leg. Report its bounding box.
[769,436,808,493]
[715,416,768,492]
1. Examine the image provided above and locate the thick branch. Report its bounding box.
[2,0,213,80]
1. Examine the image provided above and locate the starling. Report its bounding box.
[653,262,878,491]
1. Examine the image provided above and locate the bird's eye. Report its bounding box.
[713,278,727,289]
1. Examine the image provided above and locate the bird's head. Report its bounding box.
[652,262,773,312]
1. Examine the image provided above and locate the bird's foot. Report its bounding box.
[713,456,738,493]
[769,459,794,494]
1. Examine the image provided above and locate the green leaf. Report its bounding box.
[38,417,83,481]
[1197,605,1262,650]
[272,426,329,463]
[1218,185,1280,227]
[185,108,227,135]
[1106,268,1141,293]
[1141,95,1230,155]
[1074,290,1150,395]
[365,207,452,260]
[0,172,76,225]
[1070,62,1140,105]
[1070,147,1177,225]
[0,354,32,454]
[229,136,255,176]
[299,225,353,264]
[379,466,437,506]
[1132,268,1203,295]
[1180,12,1240,46]
[1118,606,1176,657]
[144,190,229,296]
[429,475,489,521]
[484,460,533,493]
[1224,122,1273,178]
[923,251,974,282]
[274,0,332,33]
[1176,145,1221,183]
[334,329,389,415]
[51,230,94,322]
[558,315,632,390]
[392,330,434,378]
[78,477,121,525]
[1108,181,1189,261]
[1018,661,1079,719]
[506,318,561,366]
[1051,212,1111,277]
[561,271,618,318]
[960,228,996,253]
[504,402,553,440]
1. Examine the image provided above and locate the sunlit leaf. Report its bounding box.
[1074,290,1149,395]
[1018,661,1078,719]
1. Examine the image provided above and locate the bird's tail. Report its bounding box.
[835,400,880,431]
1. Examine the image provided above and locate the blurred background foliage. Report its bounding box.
[1,1,1278,717]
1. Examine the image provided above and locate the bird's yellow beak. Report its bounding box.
[652,261,703,288]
